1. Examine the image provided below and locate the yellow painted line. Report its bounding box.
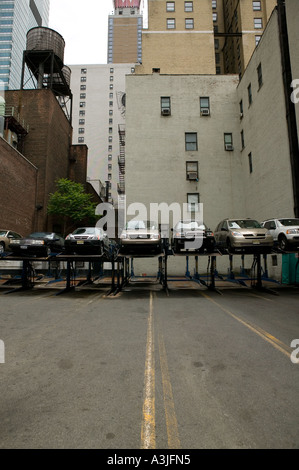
[141,291,156,449]
[201,292,292,359]
[158,329,181,449]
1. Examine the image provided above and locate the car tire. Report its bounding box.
[45,246,51,257]
[226,238,233,253]
[0,242,5,254]
[278,234,288,251]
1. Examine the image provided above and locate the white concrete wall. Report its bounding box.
[70,64,135,204]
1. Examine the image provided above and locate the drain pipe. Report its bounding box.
[277,0,299,218]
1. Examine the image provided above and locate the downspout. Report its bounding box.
[277,0,299,218]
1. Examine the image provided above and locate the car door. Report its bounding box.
[264,220,277,240]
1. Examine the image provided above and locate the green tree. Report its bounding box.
[47,178,99,236]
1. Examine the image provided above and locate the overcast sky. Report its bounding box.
[48,0,148,66]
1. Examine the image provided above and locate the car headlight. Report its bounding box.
[32,240,44,245]
[175,232,184,237]
[286,229,299,234]
[231,231,243,237]
[10,239,21,244]
[151,234,160,240]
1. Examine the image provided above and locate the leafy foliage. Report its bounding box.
[47,179,99,235]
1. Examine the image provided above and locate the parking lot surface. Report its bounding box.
[0,278,299,449]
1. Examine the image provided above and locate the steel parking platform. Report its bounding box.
[0,244,298,295]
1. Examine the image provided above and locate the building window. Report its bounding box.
[80,76,86,82]
[110,84,113,89]
[185,133,197,151]
[109,101,113,107]
[184,2,193,12]
[78,128,85,134]
[81,68,87,74]
[79,102,86,108]
[80,85,86,90]
[108,164,112,170]
[212,0,217,8]
[248,152,253,173]
[108,173,112,180]
[185,18,194,29]
[186,161,198,180]
[253,1,261,10]
[108,155,112,161]
[224,133,233,150]
[241,130,245,149]
[213,13,218,22]
[214,38,219,50]
[80,93,86,99]
[161,96,171,115]
[200,97,210,115]
[257,63,263,88]
[255,35,261,46]
[79,110,85,116]
[167,18,176,29]
[79,119,85,125]
[254,18,263,29]
[166,1,175,11]
[187,193,200,212]
[110,75,114,81]
[78,137,84,143]
[248,83,252,105]
[110,68,114,73]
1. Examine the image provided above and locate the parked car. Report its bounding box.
[0,230,23,254]
[214,218,273,253]
[65,227,110,255]
[119,220,162,255]
[9,232,65,257]
[261,218,299,251]
[172,220,215,253]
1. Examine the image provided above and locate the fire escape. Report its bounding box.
[117,124,126,208]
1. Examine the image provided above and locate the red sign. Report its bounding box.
[114,0,141,8]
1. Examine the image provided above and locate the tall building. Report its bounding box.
[136,0,276,76]
[108,0,143,64]
[215,0,277,76]
[0,0,50,90]
[70,63,136,205]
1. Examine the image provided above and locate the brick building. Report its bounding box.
[1,88,102,236]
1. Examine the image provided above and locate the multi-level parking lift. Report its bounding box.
[0,242,298,296]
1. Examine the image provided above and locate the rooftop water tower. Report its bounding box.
[21,27,72,122]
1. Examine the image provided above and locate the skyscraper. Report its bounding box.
[0,0,49,90]
[108,0,143,64]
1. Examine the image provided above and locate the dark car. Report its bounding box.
[9,232,65,257]
[172,220,215,253]
[65,227,110,255]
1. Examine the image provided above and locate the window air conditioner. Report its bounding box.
[187,171,198,180]
[200,108,210,116]
[225,144,234,151]
[161,108,171,116]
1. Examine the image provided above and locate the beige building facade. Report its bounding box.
[136,0,216,74]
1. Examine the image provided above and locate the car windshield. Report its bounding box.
[0,231,8,236]
[176,221,206,230]
[73,228,99,235]
[125,221,158,230]
[228,220,261,229]
[279,219,299,226]
[29,232,54,239]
